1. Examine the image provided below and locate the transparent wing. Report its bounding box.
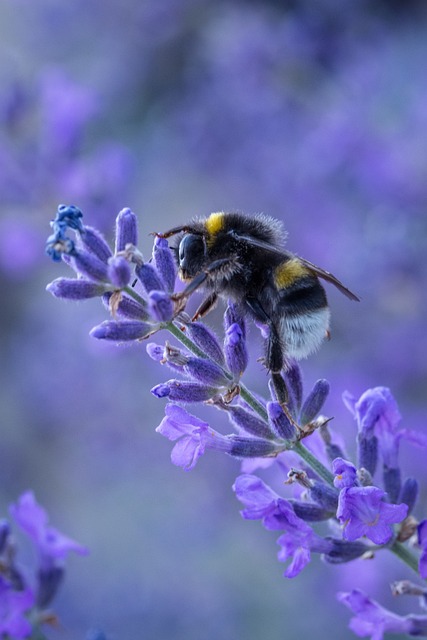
[298,256,360,301]
[232,232,360,301]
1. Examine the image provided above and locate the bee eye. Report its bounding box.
[178,234,205,273]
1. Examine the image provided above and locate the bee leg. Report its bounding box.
[172,258,234,301]
[244,297,289,405]
[192,292,218,321]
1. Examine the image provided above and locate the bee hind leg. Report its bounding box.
[244,297,290,405]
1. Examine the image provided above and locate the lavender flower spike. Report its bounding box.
[0,578,34,640]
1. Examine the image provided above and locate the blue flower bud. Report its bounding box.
[399,477,418,514]
[55,204,84,231]
[229,435,278,458]
[107,256,132,288]
[47,278,109,300]
[152,236,176,293]
[224,323,248,378]
[227,405,275,440]
[183,322,225,366]
[71,250,109,282]
[136,262,165,294]
[267,402,297,440]
[115,207,138,253]
[299,379,330,426]
[151,380,219,402]
[148,290,174,322]
[46,234,76,262]
[90,320,154,341]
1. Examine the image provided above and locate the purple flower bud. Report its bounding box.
[115,208,138,253]
[47,278,109,300]
[357,433,378,477]
[229,436,279,459]
[183,358,229,387]
[267,402,297,440]
[323,538,370,564]
[227,405,274,440]
[284,360,303,413]
[291,502,334,521]
[224,302,246,338]
[102,293,149,321]
[184,322,225,366]
[0,520,10,554]
[90,320,154,341]
[337,486,408,544]
[224,323,248,378]
[148,290,174,322]
[107,256,132,288]
[399,478,418,515]
[135,262,165,294]
[299,379,330,425]
[383,466,402,504]
[36,565,64,608]
[151,380,219,402]
[78,226,112,263]
[152,236,176,293]
[70,249,109,283]
[332,458,358,489]
[309,482,339,512]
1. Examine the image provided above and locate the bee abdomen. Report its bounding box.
[280,307,330,359]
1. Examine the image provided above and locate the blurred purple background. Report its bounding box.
[1,1,427,638]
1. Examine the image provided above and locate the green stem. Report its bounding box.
[390,540,420,576]
[293,441,335,486]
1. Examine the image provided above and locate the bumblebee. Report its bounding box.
[158,211,359,378]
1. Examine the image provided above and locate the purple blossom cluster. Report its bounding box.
[0,491,87,639]
[46,206,427,639]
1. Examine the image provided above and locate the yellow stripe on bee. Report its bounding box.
[205,212,225,240]
[274,259,311,288]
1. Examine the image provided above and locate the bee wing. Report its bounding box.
[235,234,360,302]
[233,232,360,301]
[297,256,360,301]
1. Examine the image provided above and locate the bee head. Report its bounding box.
[178,233,206,280]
